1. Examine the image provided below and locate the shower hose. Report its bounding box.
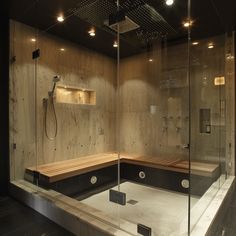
[44,95,58,140]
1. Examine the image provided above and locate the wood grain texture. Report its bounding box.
[9,20,232,182]
[26,153,219,183]
[118,42,190,158]
[9,20,116,180]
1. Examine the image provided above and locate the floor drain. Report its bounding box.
[127,199,138,205]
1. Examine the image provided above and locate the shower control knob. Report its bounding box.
[90,176,97,185]
[182,144,190,149]
[181,179,189,189]
[139,171,146,179]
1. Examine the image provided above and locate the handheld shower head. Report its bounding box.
[53,75,61,83]
[44,75,61,140]
[49,75,61,97]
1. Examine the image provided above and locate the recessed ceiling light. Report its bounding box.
[88,27,96,37]
[165,0,174,6]
[57,15,65,22]
[192,41,199,45]
[60,48,65,51]
[208,43,214,49]
[31,38,36,42]
[113,41,118,48]
[183,20,193,28]
[149,58,153,62]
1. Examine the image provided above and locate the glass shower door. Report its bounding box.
[188,1,235,234]
[115,1,191,235]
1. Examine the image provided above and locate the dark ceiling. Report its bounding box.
[9,0,236,58]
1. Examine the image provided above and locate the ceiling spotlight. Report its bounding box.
[113,41,118,48]
[192,41,199,45]
[60,48,65,51]
[149,58,153,62]
[165,0,174,6]
[208,43,214,49]
[183,20,193,28]
[57,15,65,22]
[88,27,96,37]
[31,38,36,42]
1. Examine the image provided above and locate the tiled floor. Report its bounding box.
[0,196,74,236]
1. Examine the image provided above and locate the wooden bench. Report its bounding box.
[26,152,219,183]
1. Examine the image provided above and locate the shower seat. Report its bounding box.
[25,153,220,197]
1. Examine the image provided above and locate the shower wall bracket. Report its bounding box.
[137,224,152,236]
[32,49,40,60]
[109,189,126,206]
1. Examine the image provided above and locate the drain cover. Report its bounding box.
[127,199,138,205]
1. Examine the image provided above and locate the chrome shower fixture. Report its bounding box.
[50,75,61,97]
[44,75,61,140]
[53,75,61,83]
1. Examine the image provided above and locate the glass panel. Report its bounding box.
[10,0,121,229]
[9,8,39,183]
[35,0,121,227]
[189,0,235,233]
[114,1,190,235]
[9,0,235,235]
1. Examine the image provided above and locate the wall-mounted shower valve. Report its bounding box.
[182,144,189,149]
[176,127,181,132]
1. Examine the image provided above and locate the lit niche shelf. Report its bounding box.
[56,85,96,105]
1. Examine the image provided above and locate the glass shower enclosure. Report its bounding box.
[9,0,235,235]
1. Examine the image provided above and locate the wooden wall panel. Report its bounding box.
[9,21,116,180]
[9,20,233,180]
[119,43,189,158]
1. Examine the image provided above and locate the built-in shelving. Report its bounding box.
[56,85,96,105]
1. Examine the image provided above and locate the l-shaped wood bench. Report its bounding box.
[25,153,220,197]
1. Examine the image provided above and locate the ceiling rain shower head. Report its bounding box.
[70,0,176,36]
[106,14,140,34]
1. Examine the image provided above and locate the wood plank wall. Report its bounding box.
[9,21,116,180]
[9,20,233,180]
[119,36,231,169]
[119,42,189,158]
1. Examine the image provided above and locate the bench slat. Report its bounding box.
[26,153,219,183]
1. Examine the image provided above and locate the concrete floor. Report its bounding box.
[2,181,236,236]
[82,181,199,236]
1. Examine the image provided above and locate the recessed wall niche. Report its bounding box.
[199,108,211,134]
[56,85,96,105]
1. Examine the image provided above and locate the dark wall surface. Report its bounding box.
[0,1,9,195]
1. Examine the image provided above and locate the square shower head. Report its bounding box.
[107,15,140,34]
